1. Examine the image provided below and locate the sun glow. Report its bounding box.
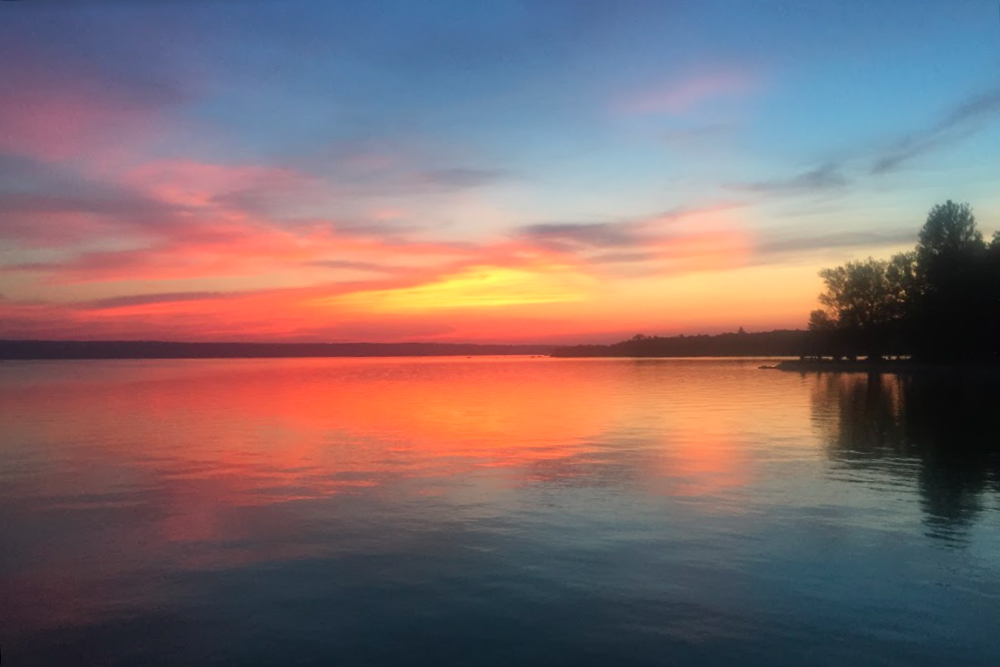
[320,265,593,313]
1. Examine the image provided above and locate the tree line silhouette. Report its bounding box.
[551,329,807,357]
[808,201,1000,362]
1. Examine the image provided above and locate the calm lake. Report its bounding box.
[2,358,999,666]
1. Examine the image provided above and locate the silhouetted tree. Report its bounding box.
[818,258,900,359]
[564,201,999,363]
[916,201,982,268]
[812,201,998,362]
[807,309,839,358]
[914,201,989,360]
[808,310,833,331]
[987,232,1000,357]
[885,251,921,354]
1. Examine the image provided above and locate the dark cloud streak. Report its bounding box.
[517,221,642,250]
[755,228,916,259]
[728,163,847,195]
[85,291,241,310]
[0,153,186,243]
[871,85,1000,174]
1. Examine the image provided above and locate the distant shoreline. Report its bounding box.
[0,340,556,360]
[551,330,807,358]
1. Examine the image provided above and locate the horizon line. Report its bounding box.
[0,328,807,347]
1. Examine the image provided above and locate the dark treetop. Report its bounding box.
[806,201,1000,363]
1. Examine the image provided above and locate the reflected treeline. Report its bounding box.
[814,372,1000,544]
[808,201,1000,361]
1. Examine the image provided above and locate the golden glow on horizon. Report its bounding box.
[318,264,594,313]
[0,260,825,341]
[0,147,834,341]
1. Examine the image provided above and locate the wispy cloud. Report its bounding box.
[416,167,510,190]
[661,122,740,149]
[306,259,412,274]
[514,205,752,275]
[291,140,513,199]
[517,221,642,251]
[85,291,240,310]
[0,153,189,245]
[754,228,916,261]
[727,163,848,195]
[0,32,190,161]
[871,85,1000,174]
[618,70,758,115]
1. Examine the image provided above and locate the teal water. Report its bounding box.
[1,358,999,665]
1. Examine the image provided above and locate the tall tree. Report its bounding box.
[986,232,1000,360]
[916,200,982,267]
[811,201,996,362]
[914,201,988,360]
[885,251,921,354]
[807,309,839,359]
[818,258,896,358]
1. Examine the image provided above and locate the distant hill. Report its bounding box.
[551,330,807,358]
[0,340,556,360]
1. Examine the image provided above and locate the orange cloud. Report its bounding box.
[0,140,813,342]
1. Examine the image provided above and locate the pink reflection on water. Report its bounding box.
[0,358,800,637]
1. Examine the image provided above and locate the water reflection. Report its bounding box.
[813,372,1000,543]
[2,359,1000,666]
[2,359,762,654]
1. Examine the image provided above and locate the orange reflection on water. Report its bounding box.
[1,357,813,635]
[0,358,808,512]
[2,359,624,510]
[654,430,750,502]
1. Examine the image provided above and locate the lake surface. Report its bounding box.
[2,357,999,666]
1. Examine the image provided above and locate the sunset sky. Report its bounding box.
[1,1,998,343]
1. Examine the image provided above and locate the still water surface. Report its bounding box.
[2,358,999,665]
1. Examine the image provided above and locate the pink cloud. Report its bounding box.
[0,61,183,163]
[1,136,765,341]
[4,173,751,298]
[120,160,309,209]
[618,70,759,115]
